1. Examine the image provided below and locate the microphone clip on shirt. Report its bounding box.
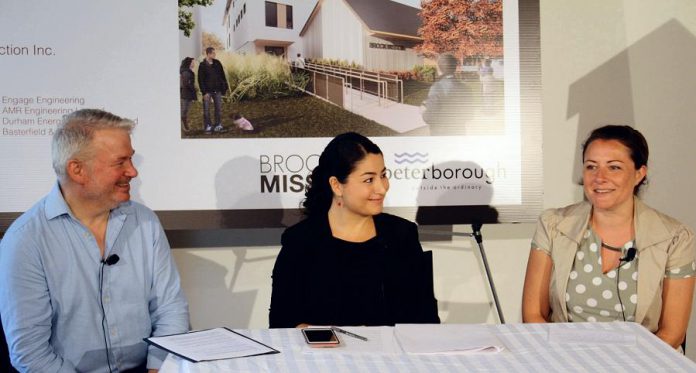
[620,248,637,264]
[616,247,636,322]
[99,253,119,372]
[102,254,120,266]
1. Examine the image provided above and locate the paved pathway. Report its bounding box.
[343,87,428,133]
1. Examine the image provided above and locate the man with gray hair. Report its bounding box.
[0,109,189,372]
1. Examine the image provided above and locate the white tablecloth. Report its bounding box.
[160,322,696,372]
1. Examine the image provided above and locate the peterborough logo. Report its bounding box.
[393,152,429,164]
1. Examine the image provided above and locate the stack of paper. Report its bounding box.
[146,327,279,362]
[394,324,505,355]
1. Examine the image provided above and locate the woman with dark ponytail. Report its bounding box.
[269,132,440,328]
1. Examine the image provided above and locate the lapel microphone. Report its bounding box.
[102,254,120,266]
[620,248,637,264]
[99,253,119,372]
[617,247,637,322]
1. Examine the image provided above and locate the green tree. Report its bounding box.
[179,0,214,37]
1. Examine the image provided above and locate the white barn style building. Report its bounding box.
[224,0,424,72]
[301,0,423,71]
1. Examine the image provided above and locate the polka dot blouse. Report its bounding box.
[535,227,696,323]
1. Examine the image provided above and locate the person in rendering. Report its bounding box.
[180,56,197,132]
[0,109,190,371]
[269,132,440,328]
[421,53,470,136]
[294,53,305,69]
[478,58,496,112]
[198,47,229,133]
[478,58,494,95]
[232,113,253,131]
[522,125,695,349]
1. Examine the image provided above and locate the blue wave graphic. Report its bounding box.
[393,152,429,164]
[394,152,429,158]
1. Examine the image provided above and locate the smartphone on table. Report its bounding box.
[301,328,341,348]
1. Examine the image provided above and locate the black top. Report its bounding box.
[269,213,440,328]
[180,68,197,100]
[197,58,229,95]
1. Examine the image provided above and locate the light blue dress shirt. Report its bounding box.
[0,183,189,372]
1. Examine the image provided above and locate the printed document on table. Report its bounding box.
[145,327,279,362]
[395,324,505,354]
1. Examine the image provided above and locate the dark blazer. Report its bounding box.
[269,213,440,328]
[180,68,197,101]
[197,58,228,95]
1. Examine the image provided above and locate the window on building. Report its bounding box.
[265,2,277,27]
[264,46,285,57]
[231,4,246,33]
[265,1,293,29]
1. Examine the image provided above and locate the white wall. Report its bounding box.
[171,0,696,360]
[179,7,203,60]
[228,0,252,52]
[317,0,364,64]
[363,34,423,71]
[230,0,317,55]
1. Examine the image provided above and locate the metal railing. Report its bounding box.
[290,65,350,109]
[303,62,403,105]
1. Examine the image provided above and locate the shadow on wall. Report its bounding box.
[162,156,302,245]
[216,156,303,229]
[414,160,499,322]
[174,250,259,329]
[568,20,696,209]
[190,156,295,328]
[438,301,495,324]
[415,160,499,225]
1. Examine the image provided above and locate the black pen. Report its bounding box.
[331,326,368,341]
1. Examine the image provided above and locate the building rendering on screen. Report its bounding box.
[224,0,424,71]
[223,0,316,59]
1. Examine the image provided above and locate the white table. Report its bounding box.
[160,322,696,372]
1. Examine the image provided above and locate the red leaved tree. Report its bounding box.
[416,0,503,61]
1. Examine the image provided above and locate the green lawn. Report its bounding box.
[181,78,504,139]
[182,95,398,138]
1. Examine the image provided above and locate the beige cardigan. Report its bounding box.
[532,198,695,332]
